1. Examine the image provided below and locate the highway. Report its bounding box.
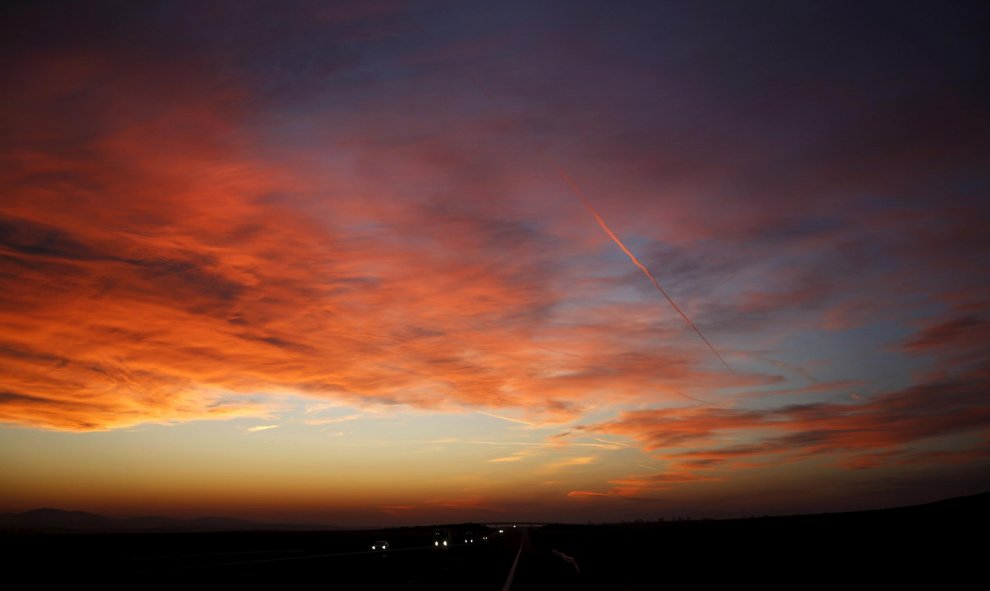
[141,528,583,588]
[3,492,985,589]
[4,526,584,589]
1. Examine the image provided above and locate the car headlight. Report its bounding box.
[434,541,438,546]
[443,540,447,546]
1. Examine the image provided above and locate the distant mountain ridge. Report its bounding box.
[2,491,986,532]
[0,508,327,532]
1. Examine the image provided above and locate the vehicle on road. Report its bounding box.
[434,528,450,549]
[371,540,389,552]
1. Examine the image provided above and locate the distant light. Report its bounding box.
[434,541,439,546]
[371,545,376,550]
[443,541,447,546]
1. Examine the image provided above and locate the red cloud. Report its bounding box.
[567,490,608,498]
[580,363,990,476]
[2,3,988,467]
[903,314,990,354]
[3,46,758,431]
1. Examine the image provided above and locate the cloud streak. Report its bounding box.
[578,361,990,483]
[556,167,732,373]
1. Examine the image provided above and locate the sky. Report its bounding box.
[1,0,988,526]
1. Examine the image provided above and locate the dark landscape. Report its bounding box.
[4,492,984,588]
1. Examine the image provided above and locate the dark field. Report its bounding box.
[2,493,984,589]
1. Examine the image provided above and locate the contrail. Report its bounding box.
[554,166,732,372]
[476,410,535,426]
[466,70,731,373]
[667,387,713,405]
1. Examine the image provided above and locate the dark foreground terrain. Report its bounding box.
[2,492,985,589]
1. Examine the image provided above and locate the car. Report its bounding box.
[371,540,389,552]
[433,528,451,549]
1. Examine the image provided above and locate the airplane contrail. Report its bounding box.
[554,166,733,373]
[465,70,731,374]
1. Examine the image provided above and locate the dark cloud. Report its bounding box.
[0,216,114,261]
[586,363,990,479]
[903,314,990,353]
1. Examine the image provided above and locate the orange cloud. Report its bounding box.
[1,63,758,432]
[548,456,596,469]
[579,364,990,479]
[489,455,526,463]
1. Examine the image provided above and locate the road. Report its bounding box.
[3,527,583,589]
[4,495,983,588]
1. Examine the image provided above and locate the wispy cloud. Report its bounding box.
[581,363,990,477]
[489,454,526,463]
[476,411,535,426]
[304,414,362,426]
[548,456,596,470]
[567,490,608,498]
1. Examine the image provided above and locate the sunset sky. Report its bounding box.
[1,1,988,526]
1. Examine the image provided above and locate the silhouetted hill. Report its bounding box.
[6,508,117,530]
[527,490,989,589]
[727,489,990,524]
[877,489,989,515]
[0,493,985,586]
[2,491,986,534]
